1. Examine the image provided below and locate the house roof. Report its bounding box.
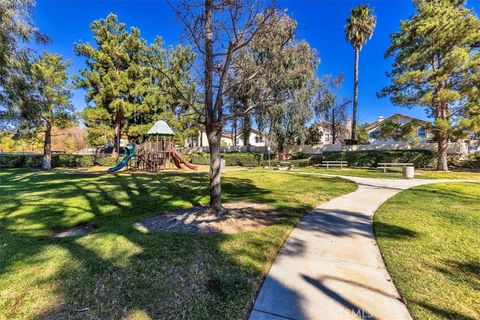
[146,120,175,136]
[366,113,429,131]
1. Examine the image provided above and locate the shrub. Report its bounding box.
[190,152,263,167]
[290,152,309,160]
[52,154,96,168]
[0,154,43,168]
[189,153,210,165]
[95,156,118,167]
[344,139,358,145]
[223,153,263,166]
[455,153,480,168]
[323,149,437,168]
[0,153,116,168]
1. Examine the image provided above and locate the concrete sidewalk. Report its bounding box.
[249,177,463,320]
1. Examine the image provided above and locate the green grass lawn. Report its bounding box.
[272,166,480,180]
[374,182,480,320]
[0,169,355,320]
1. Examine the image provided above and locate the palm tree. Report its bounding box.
[345,5,376,141]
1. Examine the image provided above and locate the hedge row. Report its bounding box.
[323,150,437,168]
[0,154,119,168]
[456,153,480,168]
[190,152,264,167]
[0,149,440,169]
[189,152,314,167]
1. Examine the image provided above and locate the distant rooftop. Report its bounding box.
[146,120,175,136]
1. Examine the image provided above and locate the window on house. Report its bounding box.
[369,130,380,139]
[418,127,426,139]
[255,136,263,143]
[325,134,330,142]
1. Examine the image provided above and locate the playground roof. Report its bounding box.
[147,120,175,136]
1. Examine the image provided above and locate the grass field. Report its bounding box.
[374,182,480,320]
[0,169,355,320]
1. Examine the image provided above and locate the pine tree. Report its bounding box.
[75,14,148,156]
[2,52,73,170]
[380,0,480,170]
[75,14,196,153]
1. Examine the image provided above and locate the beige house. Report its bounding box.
[310,120,351,144]
[185,128,267,148]
[366,114,434,144]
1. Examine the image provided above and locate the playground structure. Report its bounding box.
[107,120,198,173]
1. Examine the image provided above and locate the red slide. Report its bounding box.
[169,149,198,171]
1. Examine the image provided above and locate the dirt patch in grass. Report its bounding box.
[52,223,96,238]
[135,202,280,234]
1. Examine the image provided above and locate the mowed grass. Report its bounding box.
[0,169,356,320]
[374,182,480,320]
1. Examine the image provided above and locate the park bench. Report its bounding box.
[377,162,414,173]
[319,160,348,170]
[277,161,293,171]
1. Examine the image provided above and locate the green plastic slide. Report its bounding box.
[107,144,135,173]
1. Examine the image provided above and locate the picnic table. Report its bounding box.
[319,160,348,170]
[377,162,414,173]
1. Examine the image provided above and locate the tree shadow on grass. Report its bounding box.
[373,221,417,240]
[0,170,343,319]
[433,259,480,291]
[411,300,478,320]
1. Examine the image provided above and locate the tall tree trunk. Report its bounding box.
[207,129,222,211]
[243,112,251,152]
[204,0,222,211]
[112,119,122,158]
[277,142,286,160]
[42,122,52,170]
[233,118,237,146]
[352,48,359,141]
[331,108,336,144]
[436,132,449,171]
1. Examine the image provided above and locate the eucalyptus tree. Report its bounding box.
[259,40,319,159]
[315,75,351,144]
[0,0,49,118]
[345,5,376,141]
[380,0,480,170]
[2,53,73,170]
[229,11,319,159]
[0,0,47,83]
[170,0,289,211]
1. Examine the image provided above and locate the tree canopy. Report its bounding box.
[230,10,319,157]
[380,0,480,170]
[2,52,73,169]
[75,14,196,153]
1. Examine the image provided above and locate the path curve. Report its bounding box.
[249,176,473,320]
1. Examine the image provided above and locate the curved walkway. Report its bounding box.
[249,176,471,320]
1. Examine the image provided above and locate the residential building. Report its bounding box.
[185,128,267,148]
[235,128,267,147]
[310,119,351,145]
[366,114,434,144]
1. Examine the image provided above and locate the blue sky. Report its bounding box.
[34,0,478,124]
